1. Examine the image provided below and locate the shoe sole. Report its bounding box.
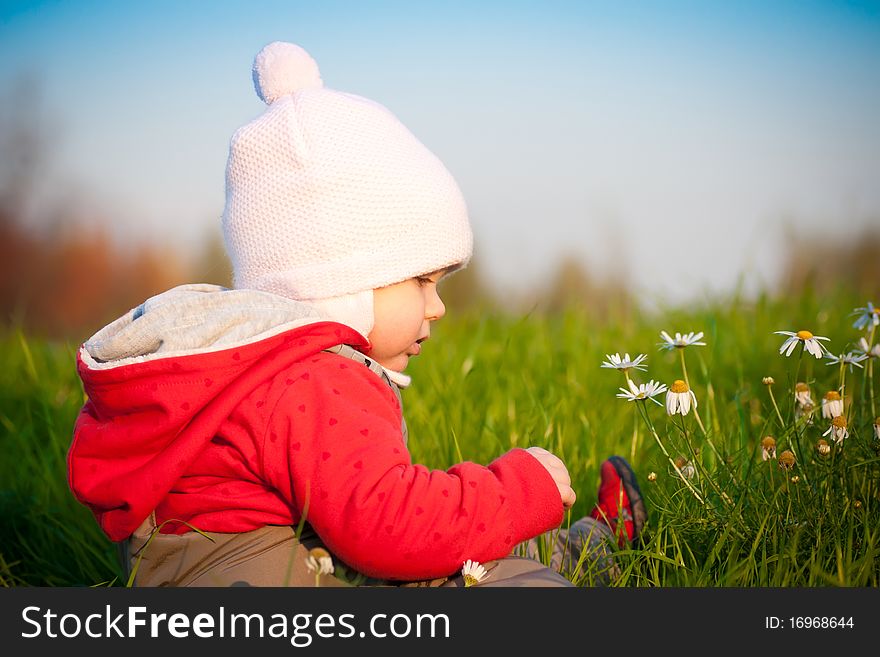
[607,456,647,542]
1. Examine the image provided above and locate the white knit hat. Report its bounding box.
[222,42,473,337]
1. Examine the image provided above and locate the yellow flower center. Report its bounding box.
[761,436,776,449]
[308,547,330,560]
[796,330,813,340]
[795,382,809,392]
[463,574,480,587]
[778,450,796,468]
[674,456,688,468]
[670,380,689,393]
[824,391,841,401]
[874,308,880,315]
[832,416,847,428]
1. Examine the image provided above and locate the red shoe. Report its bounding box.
[589,456,646,547]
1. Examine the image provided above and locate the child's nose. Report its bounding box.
[425,287,446,321]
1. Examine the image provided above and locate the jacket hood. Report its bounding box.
[68,283,368,541]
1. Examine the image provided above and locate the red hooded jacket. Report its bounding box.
[68,285,564,581]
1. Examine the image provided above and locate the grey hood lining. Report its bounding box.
[79,283,411,387]
[81,284,333,371]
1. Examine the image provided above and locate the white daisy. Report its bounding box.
[852,302,880,331]
[874,418,880,442]
[856,337,880,359]
[794,382,813,407]
[616,379,668,405]
[822,416,849,444]
[821,391,844,419]
[461,559,488,587]
[666,379,697,416]
[775,330,830,359]
[761,436,777,461]
[817,439,831,456]
[825,351,868,372]
[601,352,648,372]
[658,331,706,351]
[305,547,334,576]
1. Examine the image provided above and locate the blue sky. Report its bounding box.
[1,0,879,304]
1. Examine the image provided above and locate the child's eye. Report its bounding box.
[416,277,432,287]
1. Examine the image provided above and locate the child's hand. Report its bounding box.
[524,446,576,509]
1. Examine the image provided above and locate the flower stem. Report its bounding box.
[868,325,877,420]
[839,361,851,427]
[679,348,732,481]
[674,414,697,466]
[869,357,876,421]
[783,477,793,526]
[630,406,639,463]
[678,348,706,435]
[791,347,804,425]
[692,406,708,437]
[767,385,786,428]
[676,414,732,507]
[787,349,812,489]
[679,348,690,389]
[637,402,704,505]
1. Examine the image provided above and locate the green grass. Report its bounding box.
[2,286,878,586]
[0,333,121,586]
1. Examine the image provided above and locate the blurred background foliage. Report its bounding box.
[1,73,878,340]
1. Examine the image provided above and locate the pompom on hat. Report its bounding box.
[222,41,473,338]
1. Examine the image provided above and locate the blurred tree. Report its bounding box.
[0,77,190,339]
[539,254,634,324]
[779,228,880,301]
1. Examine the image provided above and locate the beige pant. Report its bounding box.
[122,515,617,588]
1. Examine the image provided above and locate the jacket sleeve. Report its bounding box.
[261,357,564,581]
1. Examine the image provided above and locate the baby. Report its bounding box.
[68,42,645,587]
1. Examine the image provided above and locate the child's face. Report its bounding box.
[367,268,449,372]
